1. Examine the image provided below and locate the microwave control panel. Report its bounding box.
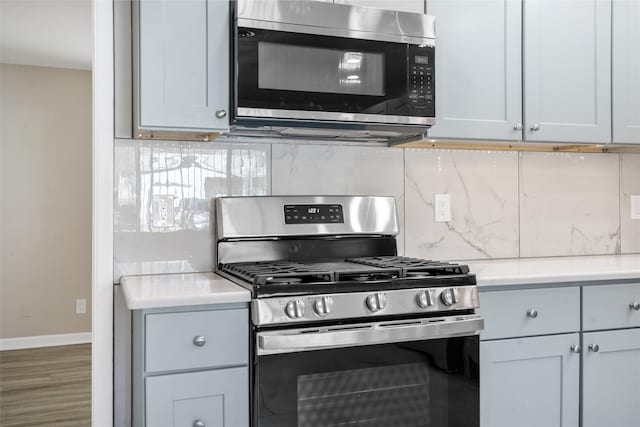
[408,45,435,116]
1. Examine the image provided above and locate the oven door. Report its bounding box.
[235,27,435,127]
[254,314,482,427]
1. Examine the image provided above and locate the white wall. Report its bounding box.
[0,63,92,338]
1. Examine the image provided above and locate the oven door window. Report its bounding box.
[255,336,479,427]
[237,29,421,117]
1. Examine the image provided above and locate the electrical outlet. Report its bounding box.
[21,303,33,318]
[434,194,452,222]
[152,195,175,228]
[631,195,640,220]
[75,299,87,314]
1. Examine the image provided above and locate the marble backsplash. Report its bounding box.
[113,139,640,281]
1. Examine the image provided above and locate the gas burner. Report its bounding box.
[347,256,470,277]
[221,261,335,286]
[350,273,397,282]
[406,271,431,278]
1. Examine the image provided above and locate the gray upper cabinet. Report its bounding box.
[480,333,580,427]
[334,0,425,14]
[427,0,522,141]
[135,0,229,133]
[523,0,612,143]
[613,0,640,144]
[582,329,640,427]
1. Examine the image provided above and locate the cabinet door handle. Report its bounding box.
[588,344,600,353]
[526,309,539,319]
[193,336,207,347]
[513,123,523,131]
[530,123,540,131]
[570,344,581,354]
[193,420,206,427]
[630,302,640,311]
[215,109,227,119]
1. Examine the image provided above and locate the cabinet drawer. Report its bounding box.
[583,283,640,331]
[146,367,249,427]
[478,287,580,340]
[145,308,248,373]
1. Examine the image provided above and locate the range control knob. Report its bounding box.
[285,299,305,319]
[313,296,334,317]
[416,290,434,308]
[440,288,459,306]
[366,292,387,312]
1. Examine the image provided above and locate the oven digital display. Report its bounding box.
[284,204,344,224]
[415,55,429,64]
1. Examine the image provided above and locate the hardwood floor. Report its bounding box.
[0,344,91,426]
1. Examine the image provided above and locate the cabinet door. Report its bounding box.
[523,0,611,143]
[480,334,580,427]
[427,0,522,141]
[583,329,640,427]
[137,0,229,131]
[146,367,248,427]
[613,0,640,143]
[334,0,425,14]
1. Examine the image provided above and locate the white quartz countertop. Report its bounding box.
[466,254,640,289]
[120,272,251,310]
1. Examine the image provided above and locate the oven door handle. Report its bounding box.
[257,314,484,355]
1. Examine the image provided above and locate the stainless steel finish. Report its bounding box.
[216,196,399,240]
[527,308,539,318]
[237,0,436,42]
[257,314,484,355]
[252,285,480,326]
[416,290,434,308]
[571,344,581,354]
[630,302,640,311]
[193,421,205,427]
[236,107,434,127]
[285,299,305,319]
[193,336,207,347]
[514,123,523,131]
[588,343,600,352]
[215,109,227,119]
[365,292,387,312]
[313,296,334,317]
[440,288,459,306]
[530,123,540,131]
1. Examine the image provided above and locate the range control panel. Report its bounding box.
[284,204,344,224]
[408,45,435,117]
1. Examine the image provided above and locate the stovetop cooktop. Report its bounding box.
[219,256,475,298]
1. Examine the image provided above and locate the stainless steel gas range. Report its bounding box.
[214,196,483,427]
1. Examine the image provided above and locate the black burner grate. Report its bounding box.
[346,256,470,277]
[221,261,335,286]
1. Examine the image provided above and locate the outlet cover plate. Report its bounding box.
[152,195,175,228]
[434,194,451,222]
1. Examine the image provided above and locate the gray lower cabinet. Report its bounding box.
[582,329,640,427]
[146,367,249,427]
[480,333,580,427]
[134,0,229,133]
[133,304,249,427]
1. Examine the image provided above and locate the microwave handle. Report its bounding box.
[257,315,483,355]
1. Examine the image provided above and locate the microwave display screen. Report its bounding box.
[258,42,385,96]
[415,55,429,65]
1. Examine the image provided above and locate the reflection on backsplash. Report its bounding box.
[114,139,270,277]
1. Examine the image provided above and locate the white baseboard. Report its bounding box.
[0,332,92,351]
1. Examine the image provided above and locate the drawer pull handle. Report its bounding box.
[193,336,207,347]
[588,344,600,353]
[630,302,640,311]
[193,420,206,427]
[526,309,539,319]
[570,344,581,354]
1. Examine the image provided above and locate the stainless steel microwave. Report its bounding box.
[231,0,436,143]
